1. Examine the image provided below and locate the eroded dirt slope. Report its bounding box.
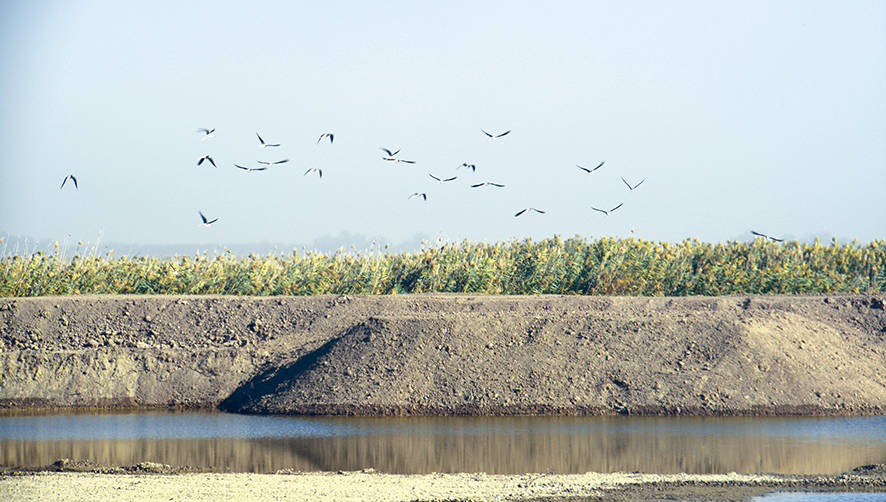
[1,294,884,415]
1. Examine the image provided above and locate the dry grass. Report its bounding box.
[1,236,883,296]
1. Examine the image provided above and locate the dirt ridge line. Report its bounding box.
[1,294,884,415]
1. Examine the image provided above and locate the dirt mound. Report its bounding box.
[223,294,886,416]
[2,294,885,415]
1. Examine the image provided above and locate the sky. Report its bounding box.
[1,1,884,254]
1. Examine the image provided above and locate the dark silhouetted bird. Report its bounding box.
[59,175,78,190]
[514,207,545,217]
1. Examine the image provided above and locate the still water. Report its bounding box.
[1,411,884,474]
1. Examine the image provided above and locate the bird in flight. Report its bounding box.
[514,207,545,217]
[429,174,457,183]
[471,182,505,188]
[591,203,624,216]
[304,167,323,178]
[234,164,267,172]
[256,132,280,148]
[622,177,645,191]
[408,192,428,200]
[577,161,605,174]
[458,163,477,172]
[751,230,783,242]
[482,129,511,139]
[197,155,216,167]
[380,148,415,163]
[257,159,289,167]
[318,133,334,144]
[59,174,78,190]
[199,211,218,226]
[197,128,215,140]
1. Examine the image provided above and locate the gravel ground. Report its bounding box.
[2,464,885,502]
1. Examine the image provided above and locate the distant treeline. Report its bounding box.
[1,237,883,296]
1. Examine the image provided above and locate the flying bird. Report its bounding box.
[591,203,624,216]
[197,128,215,140]
[514,207,545,217]
[458,163,477,172]
[59,174,78,190]
[257,159,289,166]
[199,211,218,226]
[304,167,323,178]
[256,132,280,148]
[470,182,505,188]
[622,177,645,191]
[577,161,605,174]
[380,147,415,163]
[197,155,216,167]
[429,174,457,183]
[408,192,428,200]
[482,129,511,139]
[751,230,783,242]
[318,133,334,144]
[234,164,267,172]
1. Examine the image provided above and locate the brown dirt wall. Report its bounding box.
[0,294,884,416]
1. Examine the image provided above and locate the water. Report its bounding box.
[1,411,884,474]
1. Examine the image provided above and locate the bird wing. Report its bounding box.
[234,164,249,170]
[621,177,632,189]
[514,209,528,217]
[59,176,68,189]
[443,177,457,182]
[273,159,289,164]
[256,132,265,144]
[304,169,312,176]
[591,207,608,214]
[577,165,591,173]
[633,179,645,189]
[70,175,78,189]
[207,218,218,225]
[610,203,624,212]
[594,161,605,171]
[751,230,765,238]
[481,129,493,138]
[257,161,270,165]
[318,135,325,144]
[252,167,267,171]
[429,174,441,181]
[496,130,511,138]
[399,160,416,164]
[471,183,485,188]
[380,148,394,156]
[532,208,545,214]
[197,157,205,166]
[489,183,505,187]
[199,211,208,224]
[207,157,216,167]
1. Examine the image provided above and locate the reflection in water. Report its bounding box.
[1,413,884,474]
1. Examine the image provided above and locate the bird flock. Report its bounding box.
[57,127,782,242]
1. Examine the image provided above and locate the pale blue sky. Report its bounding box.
[1,1,884,252]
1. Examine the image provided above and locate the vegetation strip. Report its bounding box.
[2,237,884,296]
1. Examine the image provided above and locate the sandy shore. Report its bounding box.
[0,470,856,502]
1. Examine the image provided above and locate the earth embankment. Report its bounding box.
[1,294,884,415]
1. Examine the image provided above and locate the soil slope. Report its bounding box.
[1,294,885,415]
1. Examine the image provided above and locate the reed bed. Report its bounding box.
[1,237,883,297]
